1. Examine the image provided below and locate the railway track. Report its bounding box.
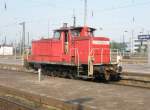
[45,72,150,89]
[111,78,150,89]
[0,97,38,110]
[0,64,149,89]
[0,85,94,110]
[116,73,150,89]
[41,72,150,89]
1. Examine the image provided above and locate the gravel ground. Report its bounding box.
[0,70,149,110]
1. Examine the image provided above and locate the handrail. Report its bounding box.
[89,48,109,64]
[70,48,80,76]
[89,48,122,64]
[70,48,80,66]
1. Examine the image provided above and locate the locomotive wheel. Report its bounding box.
[68,74,74,79]
[104,70,110,81]
[111,74,121,81]
[62,71,68,78]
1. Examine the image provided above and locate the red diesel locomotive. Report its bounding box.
[26,24,122,81]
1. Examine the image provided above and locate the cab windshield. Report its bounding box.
[87,28,95,36]
[71,30,81,37]
[71,28,95,37]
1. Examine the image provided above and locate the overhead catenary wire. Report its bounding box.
[26,0,150,13]
[0,0,150,29]
[0,0,150,39]
[92,0,150,13]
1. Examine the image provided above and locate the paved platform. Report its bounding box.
[0,70,149,110]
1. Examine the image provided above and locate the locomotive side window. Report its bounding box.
[54,31,61,39]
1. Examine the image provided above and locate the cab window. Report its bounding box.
[54,31,61,39]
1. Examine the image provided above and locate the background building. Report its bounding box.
[0,45,13,55]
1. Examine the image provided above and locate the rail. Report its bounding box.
[111,77,150,89]
[0,97,37,110]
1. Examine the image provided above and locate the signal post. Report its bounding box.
[148,40,150,65]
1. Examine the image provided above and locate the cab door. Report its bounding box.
[64,31,69,54]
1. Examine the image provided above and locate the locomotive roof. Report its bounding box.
[54,26,96,31]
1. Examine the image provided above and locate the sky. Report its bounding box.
[0,0,150,44]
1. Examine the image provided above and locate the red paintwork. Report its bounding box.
[28,26,110,65]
